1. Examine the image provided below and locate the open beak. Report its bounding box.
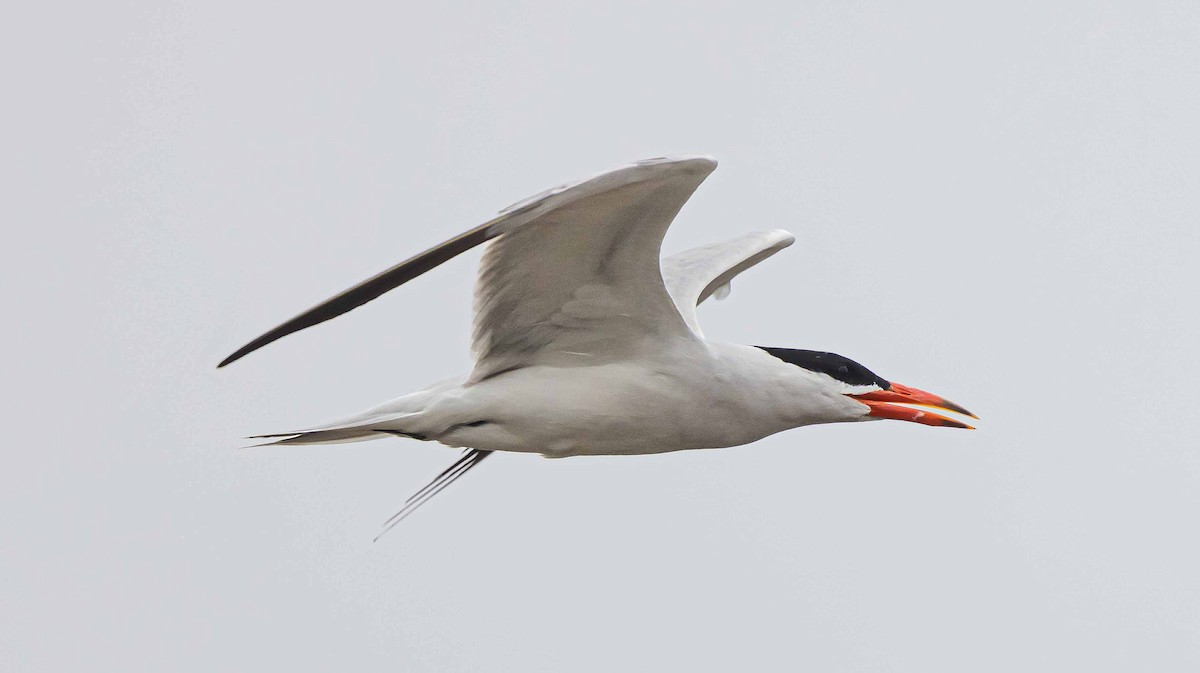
[848,382,977,429]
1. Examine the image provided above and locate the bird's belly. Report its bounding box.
[455,364,784,457]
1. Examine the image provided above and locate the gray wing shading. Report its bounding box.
[660,229,795,337]
[470,156,716,379]
[219,155,717,368]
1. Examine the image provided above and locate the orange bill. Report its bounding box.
[848,382,977,429]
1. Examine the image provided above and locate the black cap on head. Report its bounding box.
[755,347,890,389]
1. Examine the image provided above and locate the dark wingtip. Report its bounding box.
[216,346,251,369]
[216,329,290,369]
[215,220,500,371]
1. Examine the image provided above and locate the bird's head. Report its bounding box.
[756,347,976,429]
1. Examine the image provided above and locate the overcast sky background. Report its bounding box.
[4,1,1199,671]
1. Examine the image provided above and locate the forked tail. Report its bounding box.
[245,401,494,537]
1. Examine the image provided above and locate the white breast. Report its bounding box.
[434,342,861,457]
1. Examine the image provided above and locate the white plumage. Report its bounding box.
[222,155,974,533]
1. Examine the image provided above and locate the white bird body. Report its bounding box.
[222,155,973,531]
[302,341,868,458]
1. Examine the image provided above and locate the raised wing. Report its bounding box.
[470,156,716,379]
[660,229,795,337]
[218,156,716,369]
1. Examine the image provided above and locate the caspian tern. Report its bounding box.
[220,155,975,536]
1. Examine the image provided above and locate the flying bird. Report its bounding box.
[221,155,975,537]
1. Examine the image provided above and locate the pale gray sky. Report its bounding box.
[4,1,1199,671]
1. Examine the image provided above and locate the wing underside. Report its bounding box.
[469,159,717,378]
[660,229,796,336]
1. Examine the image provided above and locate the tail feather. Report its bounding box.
[247,431,387,448]
[246,412,421,447]
[244,378,469,448]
